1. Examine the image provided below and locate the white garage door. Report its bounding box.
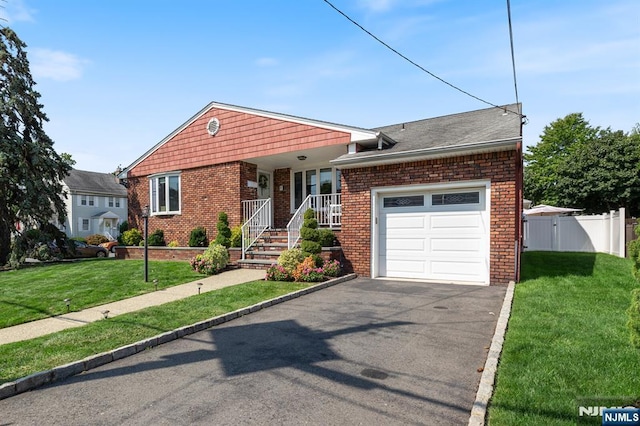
[378,188,489,284]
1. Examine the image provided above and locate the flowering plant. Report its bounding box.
[265,264,293,281]
[322,259,341,277]
[293,256,326,282]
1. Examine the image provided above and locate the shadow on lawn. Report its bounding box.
[521,251,597,280]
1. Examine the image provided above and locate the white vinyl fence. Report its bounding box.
[523,208,626,257]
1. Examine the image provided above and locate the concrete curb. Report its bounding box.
[0,273,357,401]
[468,281,516,426]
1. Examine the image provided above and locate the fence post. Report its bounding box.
[619,207,626,257]
[609,210,615,255]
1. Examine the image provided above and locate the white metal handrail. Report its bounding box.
[241,198,271,260]
[287,195,311,249]
[287,193,342,249]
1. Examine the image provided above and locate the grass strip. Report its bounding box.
[0,280,306,384]
[0,260,205,328]
[488,252,640,425]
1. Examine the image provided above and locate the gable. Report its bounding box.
[127,102,376,178]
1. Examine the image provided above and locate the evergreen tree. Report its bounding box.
[0,27,74,265]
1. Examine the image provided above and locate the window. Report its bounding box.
[292,168,341,209]
[383,195,424,208]
[79,195,95,206]
[432,192,480,205]
[115,198,121,208]
[81,218,89,231]
[149,173,181,214]
[107,197,114,208]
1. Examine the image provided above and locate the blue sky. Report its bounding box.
[2,0,639,173]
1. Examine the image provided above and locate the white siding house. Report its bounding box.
[60,169,128,240]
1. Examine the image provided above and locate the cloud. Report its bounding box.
[357,0,397,13]
[0,0,36,23]
[29,48,89,81]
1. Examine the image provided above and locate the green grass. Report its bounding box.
[488,252,640,425]
[0,259,204,328]
[0,280,307,383]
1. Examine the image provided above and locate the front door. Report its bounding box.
[257,170,273,227]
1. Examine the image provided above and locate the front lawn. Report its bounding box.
[0,260,205,328]
[488,252,640,425]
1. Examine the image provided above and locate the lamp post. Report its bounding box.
[141,205,150,282]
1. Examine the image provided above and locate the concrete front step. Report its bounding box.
[236,259,274,270]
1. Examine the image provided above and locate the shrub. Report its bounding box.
[628,224,640,282]
[148,229,166,246]
[189,226,208,247]
[322,259,341,277]
[119,221,129,234]
[86,234,108,245]
[318,228,335,247]
[628,288,640,349]
[265,264,293,281]
[121,228,143,246]
[168,240,179,248]
[230,225,242,248]
[189,242,229,275]
[300,208,321,255]
[277,248,306,273]
[293,256,325,282]
[214,212,232,248]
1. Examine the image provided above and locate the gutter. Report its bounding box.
[331,137,521,169]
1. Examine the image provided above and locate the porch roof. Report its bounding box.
[92,211,120,219]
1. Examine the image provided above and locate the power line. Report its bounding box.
[322,0,523,118]
[506,0,521,116]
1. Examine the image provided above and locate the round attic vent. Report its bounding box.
[206,118,220,136]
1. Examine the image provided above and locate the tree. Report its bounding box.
[556,127,640,215]
[524,113,597,207]
[0,27,74,265]
[524,113,640,216]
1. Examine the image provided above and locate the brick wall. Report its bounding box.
[273,168,292,228]
[127,161,258,246]
[340,150,519,284]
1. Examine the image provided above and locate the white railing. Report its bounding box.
[287,195,311,249]
[242,199,269,222]
[241,199,271,260]
[287,193,342,249]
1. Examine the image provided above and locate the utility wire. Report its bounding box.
[322,0,524,118]
[506,0,521,117]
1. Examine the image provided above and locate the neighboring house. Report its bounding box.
[60,169,128,240]
[119,101,523,285]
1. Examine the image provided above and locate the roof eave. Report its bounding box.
[331,137,521,169]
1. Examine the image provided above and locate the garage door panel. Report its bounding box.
[386,237,426,252]
[430,237,483,254]
[385,214,426,230]
[430,259,485,281]
[430,213,483,231]
[380,257,427,277]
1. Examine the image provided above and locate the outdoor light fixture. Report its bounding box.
[64,298,71,312]
[297,155,307,161]
[101,310,110,319]
[153,279,158,291]
[197,282,203,295]
[141,205,150,282]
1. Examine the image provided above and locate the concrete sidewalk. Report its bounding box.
[0,268,265,345]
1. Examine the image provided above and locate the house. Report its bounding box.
[59,169,128,240]
[118,101,523,285]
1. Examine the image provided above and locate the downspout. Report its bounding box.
[514,115,525,282]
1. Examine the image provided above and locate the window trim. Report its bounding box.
[149,172,182,215]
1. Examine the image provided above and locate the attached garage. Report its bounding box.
[373,182,490,285]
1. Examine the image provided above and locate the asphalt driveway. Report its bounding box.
[0,278,506,425]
